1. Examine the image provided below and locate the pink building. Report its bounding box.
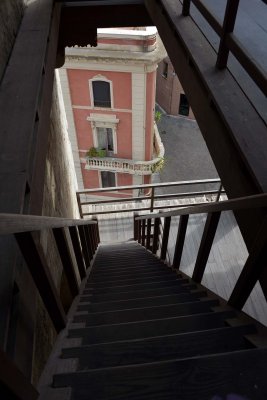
[60,28,165,198]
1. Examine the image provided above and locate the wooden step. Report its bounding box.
[80,284,197,303]
[89,265,172,279]
[85,278,190,295]
[87,273,182,287]
[77,291,207,313]
[62,324,256,370]
[68,310,236,345]
[92,261,166,273]
[73,299,219,326]
[53,348,267,399]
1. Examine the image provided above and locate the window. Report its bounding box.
[179,93,190,116]
[162,61,168,78]
[96,127,114,154]
[92,80,111,108]
[101,171,116,188]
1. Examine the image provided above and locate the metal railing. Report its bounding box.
[76,178,224,217]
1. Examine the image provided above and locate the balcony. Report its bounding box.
[85,123,164,176]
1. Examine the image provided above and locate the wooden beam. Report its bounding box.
[192,212,221,283]
[172,214,189,269]
[152,218,160,254]
[0,213,96,236]
[229,216,267,309]
[14,232,66,333]
[53,228,79,298]
[0,347,38,400]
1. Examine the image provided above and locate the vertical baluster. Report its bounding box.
[192,211,221,282]
[152,217,160,254]
[85,224,94,260]
[137,219,141,243]
[160,216,171,261]
[78,225,90,267]
[173,214,189,269]
[133,212,138,240]
[141,219,146,246]
[69,226,86,279]
[182,0,191,16]
[146,218,152,250]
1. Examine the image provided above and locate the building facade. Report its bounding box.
[60,27,165,198]
[156,56,195,119]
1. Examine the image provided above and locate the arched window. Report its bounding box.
[92,80,111,108]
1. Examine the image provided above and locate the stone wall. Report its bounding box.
[0,0,26,82]
[32,71,80,384]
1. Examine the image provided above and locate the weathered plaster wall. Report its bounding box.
[32,71,80,384]
[0,0,26,82]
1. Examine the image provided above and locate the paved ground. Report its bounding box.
[154,109,219,195]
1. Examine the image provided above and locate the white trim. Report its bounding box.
[63,60,158,74]
[132,71,146,160]
[58,69,84,190]
[73,105,132,113]
[89,74,114,109]
[97,26,157,39]
[87,113,119,155]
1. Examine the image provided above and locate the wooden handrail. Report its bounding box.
[0,213,96,235]
[136,193,267,220]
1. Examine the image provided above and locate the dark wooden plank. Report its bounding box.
[84,225,93,260]
[69,226,86,280]
[87,274,179,289]
[78,225,91,268]
[229,215,267,309]
[172,214,189,269]
[160,217,171,261]
[53,228,79,297]
[14,232,66,333]
[54,348,267,400]
[68,310,236,344]
[133,212,138,240]
[216,0,240,69]
[74,299,218,326]
[0,348,38,400]
[80,284,197,303]
[0,213,96,235]
[77,292,207,313]
[192,212,221,283]
[182,0,191,16]
[62,324,255,370]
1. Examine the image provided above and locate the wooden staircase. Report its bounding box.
[42,241,267,399]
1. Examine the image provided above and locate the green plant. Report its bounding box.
[151,157,165,173]
[155,110,162,123]
[87,147,107,157]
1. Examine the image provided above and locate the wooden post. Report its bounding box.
[216,0,240,69]
[229,216,267,309]
[192,212,221,282]
[146,219,152,250]
[160,217,171,261]
[78,226,90,268]
[173,214,189,269]
[150,187,155,212]
[69,226,86,280]
[152,217,160,254]
[133,212,138,240]
[141,219,146,247]
[182,0,191,16]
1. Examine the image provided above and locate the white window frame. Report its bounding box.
[89,75,114,109]
[87,114,119,155]
[98,170,117,188]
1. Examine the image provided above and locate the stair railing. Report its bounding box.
[135,192,267,311]
[0,213,100,400]
[0,214,100,333]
